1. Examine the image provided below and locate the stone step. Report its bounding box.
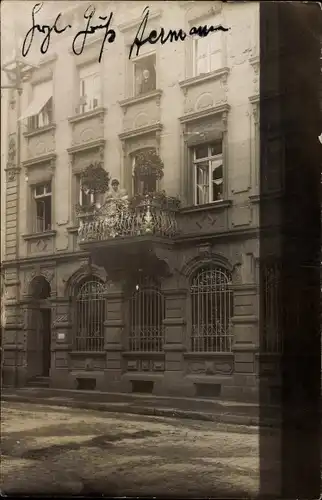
[26,376,50,388]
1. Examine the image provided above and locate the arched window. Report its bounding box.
[261,260,282,353]
[129,277,165,352]
[190,266,233,352]
[74,278,106,352]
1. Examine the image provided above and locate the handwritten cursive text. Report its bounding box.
[22,2,72,57]
[129,7,230,59]
[72,5,116,63]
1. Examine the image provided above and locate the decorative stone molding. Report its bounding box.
[23,123,56,139]
[68,107,106,127]
[179,103,230,126]
[179,68,229,96]
[22,153,56,172]
[22,231,57,242]
[63,262,108,297]
[7,134,16,168]
[5,167,20,182]
[23,266,55,295]
[119,122,163,142]
[185,1,222,23]
[67,139,106,164]
[180,251,234,278]
[249,95,259,125]
[119,90,162,115]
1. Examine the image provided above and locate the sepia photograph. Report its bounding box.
[0,0,321,497]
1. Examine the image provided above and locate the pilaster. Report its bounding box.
[103,282,126,391]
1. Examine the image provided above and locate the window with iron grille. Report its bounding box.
[190,266,233,352]
[261,261,282,353]
[74,278,106,352]
[192,141,223,205]
[129,278,165,352]
[32,181,52,233]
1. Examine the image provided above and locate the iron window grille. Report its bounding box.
[193,141,223,205]
[74,278,106,352]
[190,266,233,352]
[129,278,165,352]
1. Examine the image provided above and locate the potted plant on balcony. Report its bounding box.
[133,149,164,193]
[80,162,110,195]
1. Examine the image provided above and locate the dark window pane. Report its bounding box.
[209,141,222,156]
[194,144,209,159]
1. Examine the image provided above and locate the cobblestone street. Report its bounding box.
[1,402,280,497]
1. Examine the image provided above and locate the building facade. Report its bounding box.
[2,1,280,401]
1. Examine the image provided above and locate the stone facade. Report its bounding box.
[1,1,272,401]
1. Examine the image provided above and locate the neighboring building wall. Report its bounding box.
[2,1,265,400]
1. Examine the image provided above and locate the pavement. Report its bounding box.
[1,386,281,428]
[0,401,281,496]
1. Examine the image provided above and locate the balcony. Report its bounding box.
[78,197,178,243]
[77,195,179,278]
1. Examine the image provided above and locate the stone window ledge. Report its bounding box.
[179,67,229,92]
[68,107,106,125]
[180,199,232,214]
[119,90,162,111]
[67,226,79,235]
[69,351,105,356]
[184,352,234,359]
[22,230,57,241]
[23,123,56,139]
[122,351,165,358]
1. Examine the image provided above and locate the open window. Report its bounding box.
[33,181,52,233]
[192,141,223,205]
[133,54,156,97]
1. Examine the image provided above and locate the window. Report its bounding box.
[193,141,223,205]
[193,33,222,76]
[132,149,158,195]
[133,54,156,97]
[27,81,53,131]
[78,64,101,114]
[33,181,52,233]
[74,278,106,352]
[129,277,165,352]
[190,266,233,353]
[76,174,97,207]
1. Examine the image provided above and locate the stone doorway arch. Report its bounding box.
[27,275,52,380]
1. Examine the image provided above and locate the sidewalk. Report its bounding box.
[1,387,281,428]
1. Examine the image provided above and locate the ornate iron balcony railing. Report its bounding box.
[77,197,178,243]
